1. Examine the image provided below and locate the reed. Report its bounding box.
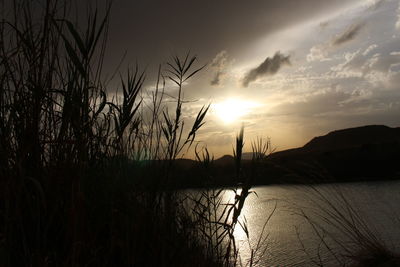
[6,1,396,266]
[176,128,277,267]
[0,1,266,266]
[294,186,400,266]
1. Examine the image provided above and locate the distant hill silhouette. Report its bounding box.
[267,125,400,183]
[214,154,234,166]
[271,125,400,158]
[167,125,400,187]
[304,125,400,151]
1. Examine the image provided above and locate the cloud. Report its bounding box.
[332,45,379,76]
[330,44,400,89]
[332,22,365,46]
[307,22,365,62]
[396,1,400,29]
[319,21,330,29]
[241,52,290,87]
[387,70,400,89]
[363,44,378,56]
[331,49,367,77]
[365,52,400,73]
[364,0,385,11]
[307,45,330,62]
[210,50,229,86]
[269,86,352,118]
[210,72,223,86]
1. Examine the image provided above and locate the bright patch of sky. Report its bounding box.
[194,0,400,156]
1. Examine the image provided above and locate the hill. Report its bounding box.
[267,125,400,183]
[165,125,400,187]
[270,125,400,157]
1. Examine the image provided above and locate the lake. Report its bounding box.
[212,180,400,266]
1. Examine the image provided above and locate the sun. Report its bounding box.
[214,98,259,124]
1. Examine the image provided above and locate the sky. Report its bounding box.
[102,0,400,157]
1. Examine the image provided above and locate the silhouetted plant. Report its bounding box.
[295,186,400,266]
[0,1,214,266]
[0,1,278,267]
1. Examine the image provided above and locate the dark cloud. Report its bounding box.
[210,73,222,86]
[210,51,229,86]
[102,0,358,75]
[332,22,365,46]
[319,21,330,29]
[242,52,290,87]
[308,21,366,62]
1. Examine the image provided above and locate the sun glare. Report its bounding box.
[214,99,259,124]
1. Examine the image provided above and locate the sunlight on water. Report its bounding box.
[217,181,400,266]
[219,188,278,266]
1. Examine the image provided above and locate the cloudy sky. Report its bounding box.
[104,0,400,157]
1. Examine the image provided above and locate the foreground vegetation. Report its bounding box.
[1,1,399,266]
[0,1,264,266]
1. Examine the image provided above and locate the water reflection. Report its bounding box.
[212,181,400,266]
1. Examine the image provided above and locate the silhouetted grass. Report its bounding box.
[3,1,398,267]
[294,186,400,266]
[0,1,257,266]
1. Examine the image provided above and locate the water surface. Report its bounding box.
[218,181,400,266]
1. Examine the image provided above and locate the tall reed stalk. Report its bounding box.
[0,1,275,266]
[0,1,213,265]
[178,127,276,267]
[294,186,400,266]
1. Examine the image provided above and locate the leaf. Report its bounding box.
[63,36,86,76]
[106,102,119,113]
[93,90,107,118]
[87,10,98,51]
[161,125,170,141]
[167,76,180,86]
[65,20,86,57]
[166,62,180,77]
[174,55,183,72]
[183,56,196,76]
[89,7,110,59]
[183,63,206,82]
[127,100,142,124]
